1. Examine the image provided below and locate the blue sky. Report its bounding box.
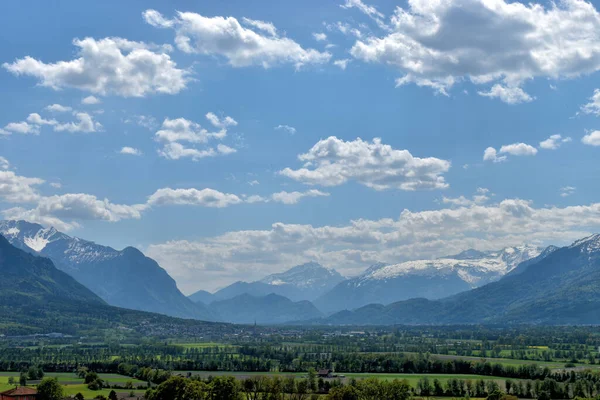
[2,0,600,292]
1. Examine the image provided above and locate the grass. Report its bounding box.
[0,373,147,399]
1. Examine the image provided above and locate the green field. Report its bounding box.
[0,373,147,399]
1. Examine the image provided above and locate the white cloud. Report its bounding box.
[26,113,57,126]
[333,59,351,70]
[443,188,491,207]
[120,147,142,156]
[49,182,62,189]
[158,143,217,161]
[580,88,600,116]
[0,170,43,203]
[539,134,572,150]
[45,104,72,113]
[3,37,188,97]
[4,193,144,232]
[248,180,260,186]
[274,124,297,135]
[280,136,451,191]
[483,147,507,163]
[205,112,238,129]
[560,186,576,198]
[147,188,242,208]
[500,143,538,156]
[124,115,158,130]
[0,157,9,170]
[82,95,101,105]
[478,85,534,105]
[271,189,330,204]
[313,33,328,42]
[325,21,363,38]
[484,142,537,162]
[2,121,41,135]
[155,114,237,161]
[341,0,388,30]
[217,144,237,155]
[241,18,278,37]
[349,0,600,99]
[582,130,600,146]
[54,112,102,133]
[146,198,600,292]
[143,10,331,68]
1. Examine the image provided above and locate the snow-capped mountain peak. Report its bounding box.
[360,244,542,286]
[570,234,600,253]
[260,261,343,289]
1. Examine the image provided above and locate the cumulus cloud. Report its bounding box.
[45,104,72,113]
[500,143,538,156]
[143,10,331,68]
[271,189,330,204]
[349,0,600,100]
[4,194,144,232]
[539,134,572,150]
[3,37,188,97]
[484,142,537,162]
[146,198,600,292]
[442,188,491,207]
[478,85,534,104]
[54,112,102,133]
[27,113,57,126]
[274,124,297,135]
[483,147,507,163]
[0,170,44,203]
[580,89,600,116]
[147,188,243,208]
[120,147,142,156]
[0,157,9,170]
[2,121,41,135]
[582,130,600,146]
[155,113,237,161]
[280,136,451,191]
[82,95,101,105]
[313,33,328,42]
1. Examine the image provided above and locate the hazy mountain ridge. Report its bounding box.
[209,293,323,324]
[211,262,345,302]
[0,220,215,321]
[315,245,543,313]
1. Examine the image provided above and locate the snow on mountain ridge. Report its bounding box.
[570,234,600,253]
[362,245,542,286]
[260,262,343,289]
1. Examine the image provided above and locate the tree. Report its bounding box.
[307,369,317,393]
[37,378,64,400]
[85,372,99,384]
[75,393,85,400]
[108,390,118,400]
[8,377,14,385]
[19,372,27,387]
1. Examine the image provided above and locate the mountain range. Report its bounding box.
[0,233,232,336]
[0,220,215,321]
[206,262,345,303]
[210,293,323,324]
[322,234,600,325]
[315,246,542,313]
[3,221,600,327]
